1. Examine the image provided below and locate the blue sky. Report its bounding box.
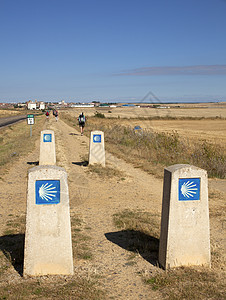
[0,0,226,103]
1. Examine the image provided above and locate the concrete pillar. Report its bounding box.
[24,166,74,276]
[39,130,56,165]
[159,164,211,269]
[89,130,105,167]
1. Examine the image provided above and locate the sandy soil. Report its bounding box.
[0,115,225,299]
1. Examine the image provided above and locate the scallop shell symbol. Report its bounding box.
[44,134,51,142]
[181,181,198,198]
[39,182,57,202]
[93,135,101,142]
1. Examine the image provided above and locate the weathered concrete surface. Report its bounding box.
[24,166,74,276]
[159,164,211,269]
[89,130,105,167]
[39,130,56,165]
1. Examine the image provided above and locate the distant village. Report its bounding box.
[1,99,223,111]
[0,100,171,110]
[0,100,97,110]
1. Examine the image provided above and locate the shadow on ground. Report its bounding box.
[105,230,159,266]
[72,161,89,167]
[69,133,79,136]
[0,234,25,276]
[27,161,39,165]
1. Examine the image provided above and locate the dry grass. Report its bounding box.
[85,120,225,179]
[0,115,45,169]
[3,215,26,236]
[112,209,160,266]
[209,189,226,218]
[71,213,93,260]
[145,267,225,300]
[0,214,26,277]
[61,112,226,179]
[78,153,126,180]
[87,164,126,180]
[0,277,104,299]
[113,209,225,300]
[0,109,24,118]
[113,209,160,238]
[0,212,104,299]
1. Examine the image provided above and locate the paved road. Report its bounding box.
[0,114,28,128]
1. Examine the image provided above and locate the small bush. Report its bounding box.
[94,112,105,118]
[191,141,225,178]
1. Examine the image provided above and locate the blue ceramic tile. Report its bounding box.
[93,134,101,143]
[179,178,200,201]
[36,180,60,204]
[43,134,52,142]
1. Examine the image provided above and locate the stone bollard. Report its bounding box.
[24,166,74,276]
[39,130,56,165]
[89,130,105,167]
[159,164,211,269]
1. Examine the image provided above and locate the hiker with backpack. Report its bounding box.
[78,112,86,136]
[55,110,58,121]
[46,111,49,120]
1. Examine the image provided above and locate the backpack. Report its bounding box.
[46,111,49,116]
[79,115,85,123]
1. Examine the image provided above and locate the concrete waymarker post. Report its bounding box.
[24,166,74,276]
[89,130,105,167]
[39,130,56,165]
[159,164,211,269]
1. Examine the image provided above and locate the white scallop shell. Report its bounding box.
[39,183,57,201]
[181,181,198,198]
[44,134,51,142]
[93,135,101,142]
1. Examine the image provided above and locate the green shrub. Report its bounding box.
[94,112,105,118]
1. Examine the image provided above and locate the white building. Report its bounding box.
[27,102,37,110]
[59,100,67,106]
[71,104,94,108]
[39,102,45,110]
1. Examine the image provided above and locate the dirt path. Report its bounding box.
[0,116,225,299]
[49,117,164,299]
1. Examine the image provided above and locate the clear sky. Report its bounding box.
[1,0,226,103]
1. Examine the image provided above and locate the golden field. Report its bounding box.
[63,102,226,147]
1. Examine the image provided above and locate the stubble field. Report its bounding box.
[68,102,226,144]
